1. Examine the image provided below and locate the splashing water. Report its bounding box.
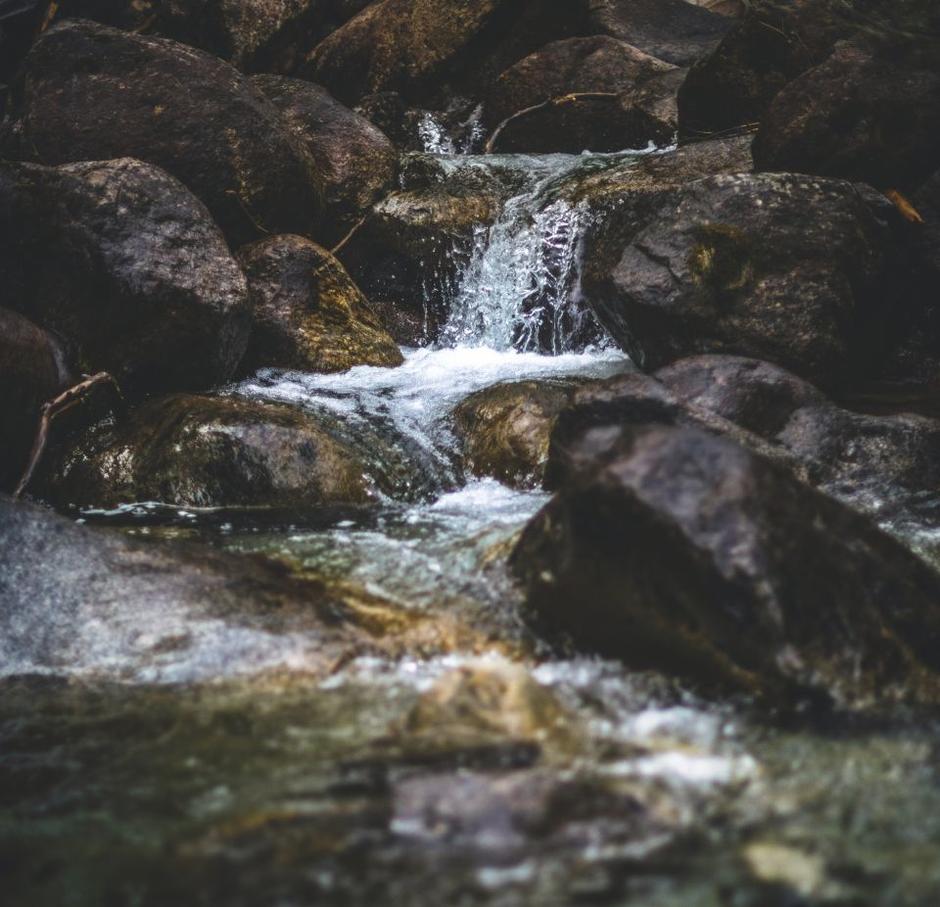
[439,147,663,353]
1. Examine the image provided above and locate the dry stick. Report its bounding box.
[484,93,620,154]
[330,215,369,257]
[14,372,122,500]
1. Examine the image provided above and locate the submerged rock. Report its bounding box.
[2,19,323,246]
[453,380,579,489]
[752,39,940,191]
[587,0,732,66]
[43,394,378,510]
[251,75,398,244]
[0,495,362,681]
[399,659,580,758]
[237,234,402,374]
[581,172,894,387]
[0,158,250,396]
[512,424,940,708]
[0,309,73,493]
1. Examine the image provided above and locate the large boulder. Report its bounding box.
[581,172,895,387]
[0,158,250,396]
[2,19,323,246]
[482,36,683,153]
[752,39,940,191]
[251,75,398,244]
[52,0,368,72]
[305,0,586,107]
[236,234,403,374]
[484,36,676,129]
[511,424,940,707]
[587,0,732,66]
[0,308,73,493]
[453,380,578,489]
[677,0,849,137]
[654,355,940,513]
[42,394,383,510]
[305,0,516,105]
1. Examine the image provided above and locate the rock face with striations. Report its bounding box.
[0,158,250,396]
[581,172,895,387]
[1,19,324,247]
[237,234,403,375]
[512,424,940,708]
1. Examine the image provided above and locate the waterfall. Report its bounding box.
[437,148,661,354]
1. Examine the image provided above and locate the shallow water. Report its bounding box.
[6,150,940,906]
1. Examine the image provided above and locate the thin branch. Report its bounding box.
[484,93,620,154]
[14,372,123,500]
[330,215,369,257]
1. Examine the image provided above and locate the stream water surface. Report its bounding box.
[5,150,940,906]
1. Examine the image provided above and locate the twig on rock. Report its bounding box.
[484,93,620,154]
[330,215,369,257]
[14,372,123,500]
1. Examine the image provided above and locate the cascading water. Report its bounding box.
[10,144,940,907]
[437,147,660,354]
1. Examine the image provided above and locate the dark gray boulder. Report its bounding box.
[251,75,398,244]
[512,423,940,708]
[0,158,250,396]
[484,36,676,129]
[752,39,940,192]
[2,19,324,246]
[677,0,849,137]
[581,172,895,387]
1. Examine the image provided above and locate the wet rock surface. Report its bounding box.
[42,394,382,510]
[453,379,579,489]
[2,19,324,246]
[512,424,940,708]
[0,158,250,396]
[0,495,363,680]
[237,234,402,374]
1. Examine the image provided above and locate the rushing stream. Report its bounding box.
[6,150,940,906]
